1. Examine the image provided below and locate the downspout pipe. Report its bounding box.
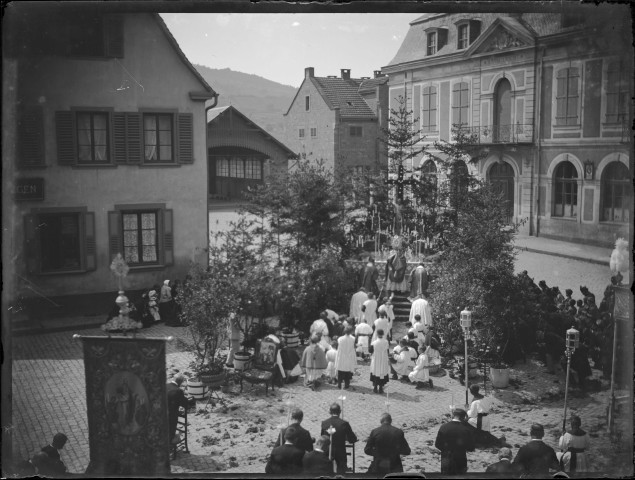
[534,47,545,237]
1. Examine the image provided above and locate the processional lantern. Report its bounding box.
[565,327,580,352]
[460,309,472,331]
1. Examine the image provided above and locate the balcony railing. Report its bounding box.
[463,123,534,145]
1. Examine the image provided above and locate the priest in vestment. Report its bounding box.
[349,288,368,321]
[408,263,429,301]
[409,295,432,327]
[359,257,379,297]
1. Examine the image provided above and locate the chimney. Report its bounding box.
[374,70,383,78]
[305,67,314,78]
[341,69,351,80]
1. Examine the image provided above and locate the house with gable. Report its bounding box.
[281,67,389,174]
[3,5,218,317]
[383,6,632,247]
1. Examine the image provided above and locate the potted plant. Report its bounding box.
[488,347,511,389]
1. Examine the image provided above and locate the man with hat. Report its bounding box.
[434,407,475,474]
[512,423,559,474]
[486,447,514,473]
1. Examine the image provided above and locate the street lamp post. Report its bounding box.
[562,326,580,432]
[460,309,472,408]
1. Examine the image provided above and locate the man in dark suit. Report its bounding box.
[364,413,411,474]
[40,433,68,476]
[512,423,560,474]
[302,435,332,476]
[486,447,515,473]
[265,425,304,475]
[273,408,314,452]
[434,407,475,474]
[320,403,358,474]
[166,374,190,444]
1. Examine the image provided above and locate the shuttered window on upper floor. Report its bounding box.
[555,67,580,126]
[18,105,45,168]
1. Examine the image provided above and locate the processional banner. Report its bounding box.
[79,335,170,476]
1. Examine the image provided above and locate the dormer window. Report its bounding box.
[425,27,448,56]
[455,19,481,49]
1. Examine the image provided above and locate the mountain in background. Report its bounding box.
[195,64,297,138]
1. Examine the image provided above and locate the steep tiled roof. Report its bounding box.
[312,77,376,118]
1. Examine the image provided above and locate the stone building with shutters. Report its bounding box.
[207,105,295,200]
[383,5,632,247]
[3,6,217,313]
[281,67,389,174]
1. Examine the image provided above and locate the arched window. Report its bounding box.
[421,160,437,186]
[602,162,631,223]
[553,161,578,217]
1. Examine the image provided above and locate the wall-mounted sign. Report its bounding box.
[15,177,44,201]
[584,160,594,180]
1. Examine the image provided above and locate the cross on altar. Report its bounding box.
[386,163,418,202]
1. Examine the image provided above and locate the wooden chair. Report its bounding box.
[239,337,279,395]
[171,407,189,460]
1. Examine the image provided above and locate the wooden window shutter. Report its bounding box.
[104,15,124,58]
[84,212,97,271]
[113,113,128,164]
[108,210,122,262]
[126,113,142,163]
[18,105,45,167]
[163,209,174,266]
[55,111,76,165]
[177,113,194,164]
[24,214,40,274]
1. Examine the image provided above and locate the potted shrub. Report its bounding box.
[487,347,511,389]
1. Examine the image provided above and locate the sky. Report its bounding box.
[160,13,422,87]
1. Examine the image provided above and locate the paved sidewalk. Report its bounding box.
[513,234,614,266]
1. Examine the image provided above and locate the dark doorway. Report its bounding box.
[489,161,515,222]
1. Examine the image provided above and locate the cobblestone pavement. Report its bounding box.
[514,249,612,302]
[12,317,632,477]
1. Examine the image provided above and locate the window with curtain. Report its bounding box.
[427,32,437,55]
[216,157,230,177]
[602,162,631,222]
[122,211,158,264]
[555,68,580,126]
[143,113,173,162]
[553,161,578,217]
[606,62,628,124]
[244,158,262,179]
[77,112,109,163]
[422,86,437,132]
[229,158,244,178]
[452,82,470,127]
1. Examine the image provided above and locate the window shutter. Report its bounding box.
[24,214,39,274]
[18,105,45,168]
[469,21,481,43]
[163,209,174,266]
[113,113,127,164]
[84,212,97,271]
[104,15,124,58]
[177,113,194,164]
[55,111,76,165]
[126,113,142,163]
[413,85,421,128]
[108,210,121,262]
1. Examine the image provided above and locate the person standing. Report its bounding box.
[166,374,190,444]
[354,317,373,361]
[385,243,408,296]
[349,287,369,320]
[369,329,390,394]
[359,257,380,297]
[320,403,358,474]
[302,435,332,475]
[40,433,68,476]
[265,426,305,475]
[372,310,390,343]
[434,408,475,474]
[557,415,590,473]
[408,262,429,301]
[409,294,432,327]
[486,447,515,473]
[300,333,328,391]
[363,293,378,325]
[378,296,395,342]
[159,279,176,326]
[274,408,314,453]
[334,325,357,389]
[364,413,411,474]
[325,341,338,385]
[512,424,560,474]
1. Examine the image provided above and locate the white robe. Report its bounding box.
[467,396,492,431]
[409,352,430,383]
[409,298,432,326]
[355,322,373,354]
[363,299,378,324]
[334,334,357,373]
[392,348,413,376]
[370,338,390,378]
[371,317,390,343]
[349,290,368,319]
[557,431,590,472]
